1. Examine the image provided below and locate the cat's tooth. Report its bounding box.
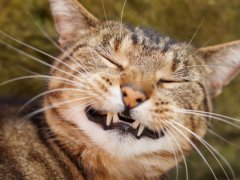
[132,120,140,129]
[137,124,145,137]
[106,112,113,126]
[113,113,119,123]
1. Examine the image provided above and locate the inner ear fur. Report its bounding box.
[50,0,100,48]
[198,40,240,97]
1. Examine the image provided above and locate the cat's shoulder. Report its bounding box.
[0,98,84,179]
[0,97,35,135]
[0,98,40,139]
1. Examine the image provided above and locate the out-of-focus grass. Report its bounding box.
[0,0,239,179]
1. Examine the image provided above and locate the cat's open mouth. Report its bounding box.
[85,108,164,139]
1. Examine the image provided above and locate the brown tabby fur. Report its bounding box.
[1,0,240,179]
[0,102,84,179]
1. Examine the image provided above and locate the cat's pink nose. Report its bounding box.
[121,85,147,108]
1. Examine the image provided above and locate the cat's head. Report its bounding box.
[45,0,240,176]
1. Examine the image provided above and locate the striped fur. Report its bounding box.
[1,0,240,179]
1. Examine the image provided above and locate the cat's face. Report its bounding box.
[45,0,240,177]
[46,20,209,155]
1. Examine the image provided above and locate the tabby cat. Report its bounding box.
[0,0,240,179]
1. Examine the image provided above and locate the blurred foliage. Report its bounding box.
[0,0,239,179]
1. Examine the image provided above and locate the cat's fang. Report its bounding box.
[106,112,113,126]
[113,113,119,123]
[132,120,140,129]
[137,124,145,137]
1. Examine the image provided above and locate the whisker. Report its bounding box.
[173,108,240,129]
[120,0,127,24]
[169,131,189,180]
[161,124,188,180]
[24,10,89,71]
[197,35,214,50]
[153,122,180,180]
[178,19,209,64]
[119,0,127,38]
[24,97,93,120]
[0,75,80,87]
[181,109,240,123]
[185,65,228,69]
[0,30,83,76]
[208,129,240,150]
[163,121,218,180]
[0,39,86,82]
[18,87,89,113]
[101,0,108,22]
[172,121,235,180]
[179,18,205,59]
[17,65,40,75]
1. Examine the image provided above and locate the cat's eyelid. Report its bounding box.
[98,53,123,69]
[158,79,190,83]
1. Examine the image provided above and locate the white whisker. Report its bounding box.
[0,39,86,82]
[24,10,90,71]
[17,66,40,75]
[173,108,240,129]
[0,30,84,76]
[18,87,89,113]
[208,129,240,150]
[0,75,79,87]
[176,108,240,123]
[179,18,205,60]
[24,97,93,120]
[101,0,108,22]
[172,121,235,180]
[120,0,127,24]
[163,125,188,180]
[164,121,218,180]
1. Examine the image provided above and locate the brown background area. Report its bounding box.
[0,0,239,179]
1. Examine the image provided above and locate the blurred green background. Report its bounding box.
[0,0,239,179]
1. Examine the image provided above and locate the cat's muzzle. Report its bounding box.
[85,107,165,139]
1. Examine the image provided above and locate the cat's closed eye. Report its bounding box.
[157,78,188,84]
[98,53,123,69]
[158,79,178,83]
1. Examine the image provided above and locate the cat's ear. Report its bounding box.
[198,40,240,97]
[50,0,100,48]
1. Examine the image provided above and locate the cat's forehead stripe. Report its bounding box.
[126,25,176,52]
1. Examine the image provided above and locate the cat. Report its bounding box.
[0,0,240,179]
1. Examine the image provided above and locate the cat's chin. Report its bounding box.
[85,107,165,139]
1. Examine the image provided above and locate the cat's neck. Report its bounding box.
[44,108,165,180]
